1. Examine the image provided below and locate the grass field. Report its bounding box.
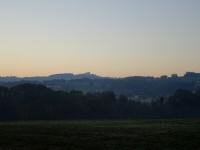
[0,119,199,150]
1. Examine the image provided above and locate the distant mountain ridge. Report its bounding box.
[1,71,200,82]
[49,72,102,80]
[0,72,200,97]
[0,72,104,82]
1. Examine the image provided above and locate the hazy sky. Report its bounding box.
[0,0,200,77]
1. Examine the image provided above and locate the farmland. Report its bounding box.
[0,119,199,150]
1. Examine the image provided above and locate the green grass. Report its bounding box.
[0,119,199,150]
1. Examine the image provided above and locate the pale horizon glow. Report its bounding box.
[0,0,200,77]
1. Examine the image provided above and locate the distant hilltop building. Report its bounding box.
[160,75,168,79]
[183,72,200,86]
[171,74,178,78]
[184,72,200,78]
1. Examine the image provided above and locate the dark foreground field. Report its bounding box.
[0,119,200,150]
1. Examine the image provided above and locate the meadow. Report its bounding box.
[0,119,199,150]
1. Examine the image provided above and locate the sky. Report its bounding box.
[0,0,200,77]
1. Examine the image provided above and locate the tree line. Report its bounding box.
[0,84,200,121]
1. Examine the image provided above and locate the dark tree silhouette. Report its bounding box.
[0,84,200,121]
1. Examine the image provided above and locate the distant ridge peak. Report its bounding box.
[1,71,200,83]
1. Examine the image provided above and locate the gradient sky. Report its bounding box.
[0,0,200,77]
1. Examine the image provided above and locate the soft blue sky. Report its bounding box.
[0,0,199,77]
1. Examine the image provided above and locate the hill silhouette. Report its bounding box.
[1,72,200,97]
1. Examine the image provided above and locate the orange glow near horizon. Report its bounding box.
[0,1,200,77]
